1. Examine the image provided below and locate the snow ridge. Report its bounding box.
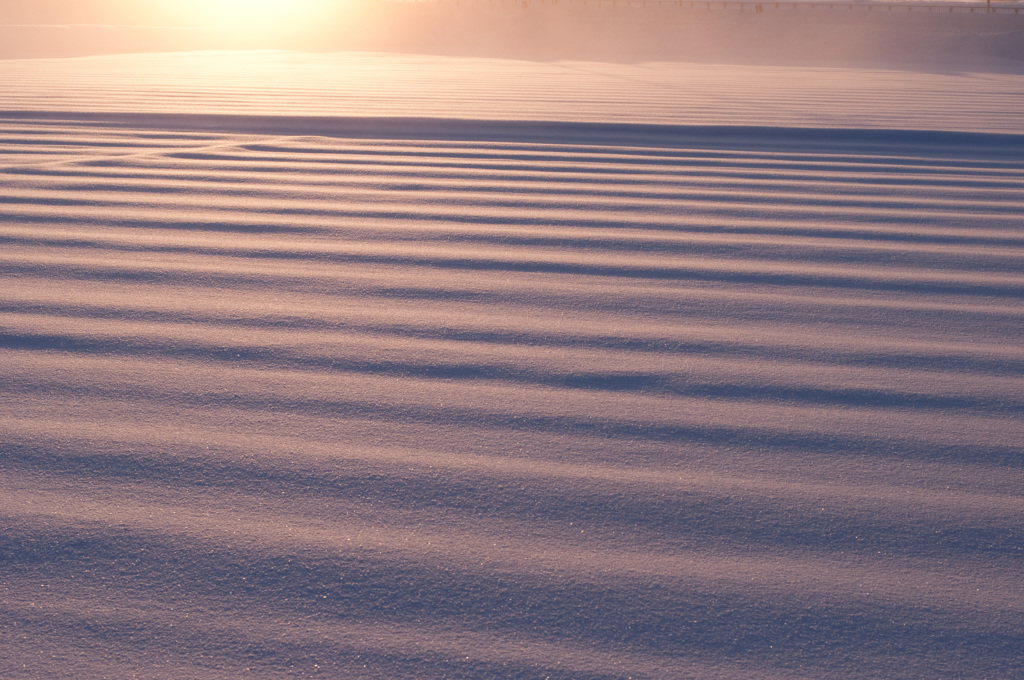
[1,107,1022,679]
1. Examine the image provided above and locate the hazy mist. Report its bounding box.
[2,0,1023,70]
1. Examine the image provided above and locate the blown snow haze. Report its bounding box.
[1,6,1023,680]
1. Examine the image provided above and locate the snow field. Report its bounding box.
[1,63,1023,678]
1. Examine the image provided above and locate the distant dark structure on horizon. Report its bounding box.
[383,0,1023,14]
[364,0,1024,65]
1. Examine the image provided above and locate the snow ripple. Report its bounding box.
[1,111,1022,680]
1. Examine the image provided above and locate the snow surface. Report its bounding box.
[1,49,1023,680]
[3,51,1024,132]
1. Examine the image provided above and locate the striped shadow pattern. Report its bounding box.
[1,114,1023,680]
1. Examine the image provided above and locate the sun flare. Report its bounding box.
[152,0,343,36]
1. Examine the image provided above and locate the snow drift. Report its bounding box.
[0,50,1022,680]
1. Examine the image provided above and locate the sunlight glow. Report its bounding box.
[152,0,344,39]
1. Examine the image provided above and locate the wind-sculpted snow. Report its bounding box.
[1,110,1023,680]
[3,51,1024,132]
